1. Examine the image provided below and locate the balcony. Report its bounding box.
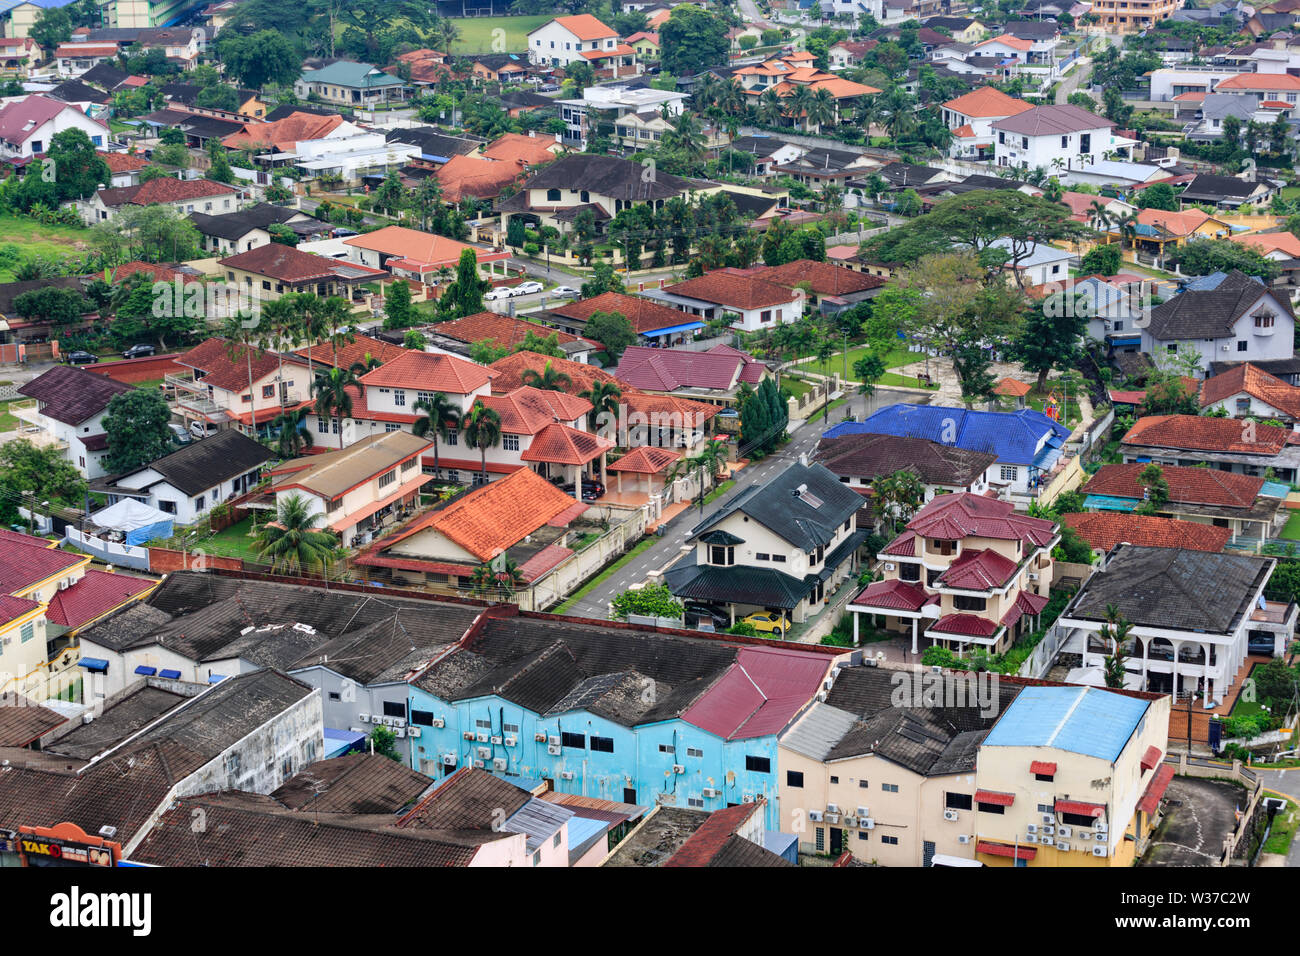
[165,373,232,422]
[7,399,68,451]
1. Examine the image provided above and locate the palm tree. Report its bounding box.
[220,313,261,437]
[433,17,460,56]
[580,380,622,432]
[349,354,382,377]
[469,557,525,597]
[788,85,815,132]
[256,493,337,576]
[312,365,358,449]
[1114,211,1140,251]
[462,403,502,485]
[758,88,784,127]
[271,407,314,458]
[1086,199,1112,235]
[664,111,706,162]
[807,87,836,133]
[412,392,462,479]
[520,359,573,392]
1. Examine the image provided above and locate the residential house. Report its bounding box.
[664,462,866,627]
[97,150,150,188]
[1232,230,1300,262]
[847,492,1057,656]
[1179,172,1279,209]
[924,16,986,42]
[426,312,598,365]
[992,104,1133,171]
[338,225,512,286]
[607,800,794,866]
[731,55,881,128]
[1089,0,1180,31]
[80,177,241,225]
[215,244,387,311]
[991,238,1073,287]
[1199,361,1300,423]
[1060,545,1294,703]
[220,110,360,154]
[0,35,41,75]
[1119,413,1300,483]
[744,259,888,315]
[822,404,1073,500]
[527,15,634,74]
[293,60,408,108]
[941,86,1032,160]
[827,39,879,70]
[625,31,660,61]
[1062,511,1231,554]
[547,290,724,347]
[0,0,79,39]
[189,203,326,256]
[613,344,769,407]
[553,83,686,149]
[91,429,274,524]
[1142,269,1297,369]
[814,432,998,503]
[168,337,315,436]
[0,93,109,160]
[12,365,136,478]
[648,270,806,333]
[1081,463,1282,547]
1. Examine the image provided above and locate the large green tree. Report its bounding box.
[583,310,637,360]
[1013,294,1089,393]
[0,439,86,532]
[659,5,729,76]
[437,249,489,320]
[1167,239,1280,281]
[256,492,337,574]
[102,390,176,473]
[214,29,301,89]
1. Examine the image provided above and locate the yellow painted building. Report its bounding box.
[1089,0,1180,33]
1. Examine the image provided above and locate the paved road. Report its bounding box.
[561,387,900,620]
[1054,57,1092,106]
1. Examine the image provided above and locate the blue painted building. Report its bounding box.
[404,614,834,830]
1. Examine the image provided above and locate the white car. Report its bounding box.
[513,281,544,296]
[550,286,580,298]
[484,286,514,301]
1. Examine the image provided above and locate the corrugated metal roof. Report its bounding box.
[982,686,1150,762]
[779,703,859,761]
[504,797,574,854]
[682,647,830,741]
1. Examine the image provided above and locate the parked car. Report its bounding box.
[123,343,156,359]
[561,479,604,501]
[331,227,358,238]
[550,285,580,298]
[484,286,514,301]
[741,611,787,636]
[64,350,98,365]
[168,423,192,444]
[685,602,730,631]
[514,280,543,295]
[189,420,219,439]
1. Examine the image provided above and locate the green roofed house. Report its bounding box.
[294,60,408,109]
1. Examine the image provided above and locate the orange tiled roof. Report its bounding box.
[552,13,618,41]
[221,111,346,151]
[580,43,637,59]
[488,351,616,395]
[293,333,408,370]
[666,271,797,310]
[1199,362,1300,418]
[993,377,1032,397]
[359,350,494,394]
[97,150,149,173]
[1063,512,1230,554]
[942,86,1033,118]
[1216,72,1300,91]
[977,33,1033,51]
[607,445,681,474]
[519,421,614,465]
[343,226,481,268]
[1134,207,1220,238]
[480,132,560,166]
[1121,413,1290,455]
[434,153,526,202]
[477,386,591,434]
[1232,230,1300,258]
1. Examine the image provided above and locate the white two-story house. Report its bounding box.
[993,104,1131,171]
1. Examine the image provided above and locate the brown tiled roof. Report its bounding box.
[174,336,285,393]
[359,349,493,393]
[221,111,346,151]
[666,271,797,310]
[1085,463,1264,509]
[217,244,386,283]
[1200,362,1300,419]
[488,351,618,394]
[607,445,681,474]
[1062,512,1231,553]
[435,153,526,202]
[17,364,134,425]
[1121,414,1289,455]
[0,694,66,747]
[549,291,694,334]
[396,766,530,830]
[747,260,887,297]
[98,177,239,207]
[271,753,431,814]
[480,132,560,166]
[97,150,148,173]
[436,311,592,348]
[293,333,407,370]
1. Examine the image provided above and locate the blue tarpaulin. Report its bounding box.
[159,669,182,680]
[642,321,705,337]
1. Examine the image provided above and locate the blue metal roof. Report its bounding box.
[983,686,1150,762]
[78,658,109,671]
[134,665,156,676]
[642,320,704,336]
[323,727,367,758]
[1082,494,1137,512]
[823,403,1070,466]
[1182,270,1228,291]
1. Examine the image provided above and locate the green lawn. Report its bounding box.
[0,214,91,280]
[552,536,655,613]
[781,376,814,399]
[703,479,735,505]
[1281,511,1300,541]
[802,344,920,381]
[449,15,552,54]
[0,399,18,431]
[1263,797,1299,855]
[1282,186,1300,202]
[195,516,262,562]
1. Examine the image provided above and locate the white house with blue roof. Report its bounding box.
[822,404,1071,499]
[974,684,1171,867]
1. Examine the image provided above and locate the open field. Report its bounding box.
[449,15,551,53]
[0,214,89,280]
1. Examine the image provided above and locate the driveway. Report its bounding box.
[1139,777,1247,866]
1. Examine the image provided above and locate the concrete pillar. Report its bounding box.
[911,618,918,656]
[853,611,859,646]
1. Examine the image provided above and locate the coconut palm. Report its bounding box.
[807,87,836,133]
[1086,199,1112,234]
[1114,210,1140,251]
[255,492,337,576]
[788,85,815,132]
[271,407,314,458]
[758,88,784,127]
[220,313,262,436]
[312,365,358,449]
[412,392,462,479]
[520,359,573,392]
[663,111,706,161]
[579,380,622,432]
[462,403,502,485]
[349,354,382,376]
[469,557,525,597]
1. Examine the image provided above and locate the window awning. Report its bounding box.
[78,658,109,672]
[207,674,227,684]
[1140,746,1162,772]
[159,669,182,680]
[976,841,1035,861]
[1137,764,1175,816]
[1030,761,1056,776]
[134,665,156,676]
[1056,798,1106,818]
[975,789,1015,806]
[642,321,704,337]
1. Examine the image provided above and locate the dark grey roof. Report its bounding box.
[718,188,781,219]
[519,154,698,202]
[114,429,272,496]
[385,126,483,158]
[815,432,998,487]
[689,461,862,551]
[398,766,530,830]
[264,102,340,122]
[1180,173,1266,201]
[1065,544,1272,634]
[48,79,111,105]
[189,203,307,240]
[79,62,130,91]
[176,114,245,139]
[663,554,812,610]
[498,89,560,110]
[878,162,944,186]
[1147,269,1289,341]
[271,753,431,814]
[17,364,132,426]
[1002,19,1060,38]
[729,135,792,156]
[44,685,188,761]
[708,833,795,866]
[923,15,978,29]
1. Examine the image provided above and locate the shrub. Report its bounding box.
[523,241,540,256]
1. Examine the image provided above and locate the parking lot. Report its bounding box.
[1140,777,1247,866]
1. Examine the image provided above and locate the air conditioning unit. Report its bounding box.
[560,771,574,780]
[1028,572,1039,581]
[826,803,840,814]
[884,562,895,571]
[1057,842,1071,852]
[1026,823,1038,834]
[1057,825,1072,838]
[808,810,824,822]
[944,809,959,821]
[824,812,841,824]
[431,718,444,728]
[358,713,369,723]
[548,735,561,747]
[408,726,421,738]
[1076,831,1091,841]
[742,794,755,804]
[930,665,942,674]
[441,753,456,766]
[476,746,490,759]
[1092,845,1108,857]
[535,732,547,742]
[492,757,508,771]
[861,818,875,830]
[672,764,685,774]
[476,732,489,743]
[1041,825,1054,836]
[490,735,502,745]
[1222,344,1232,351]
[504,736,517,747]
[1095,822,1109,835]
[547,743,562,755]
[957,834,971,845]
[462,731,475,740]
[393,727,405,738]
[843,815,859,828]
[1024,834,1038,844]
[702,787,720,798]
[857,806,870,819]
[394,719,406,729]
[1041,814,1054,824]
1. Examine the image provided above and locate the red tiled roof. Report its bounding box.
[1085,463,1264,510]
[850,578,929,612]
[1000,589,1049,630]
[110,260,194,284]
[977,840,1035,860]
[0,540,84,595]
[1030,761,1056,776]
[613,344,761,392]
[744,260,886,297]
[1232,230,1300,259]
[1055,798,1106,818]
[218,244,386,283]
[666,271,797,310]
[359,350,493,394]
[551,291,698,335]
[97,150,149,173]
[880,529,917,557]
[1124,414,1290,456]
[0,594,41,626]
[1137,763,1175,816]
[175,337,286,394]
[663,802,763,866]
[930,613,999,637]
[1200,362,1300,419]
[1140,745,1163,772]
[44,569,155,630]
[607,445,680,474]
[519,421,613,465]
[938,548,1019,590]
[488,351,617,395]
[908,493,1057,547]
[99,177,238,207]
[551,13,618,41]
[682,646,830,740]
[435,311,592,349]
[293,333,407,370]
[975,789,1015,806]
[478,386,590,434]
[222,111,346,151]
[435,153,527,202]
[994,377,1032,397]
[1062,512,1230,554]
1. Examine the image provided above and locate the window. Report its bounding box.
[504,723,520,733]
[1000,465,1018,482]
[262,384,275,398]
[829,775,839,784]
[688,797,704,808]
[20,621,34,643]
[394,390,406,407]
[326,497,342,513]
[899,563,921,583]
[787,770,804,788]
[954,595,986,612]
[945,792,973,810]
[194,495,205,512]
[533,851,541,866]
[475,719,492,729]
[503,434,520,451]
[547,188,561,201]
[1238,340,1248,352]
[1062,811,1099,827]
[378,469,396,489]
[772,554,786,563]
[445,429,458,446]
[745,755,771,773]
[859,780,869,789]
[385,423,401,433]
[709,545,734,566]
[328,691,340,701]
[561,731,585,749]
[815,827,824,852]
[383,701,407,718]
[590,736,614,753]
[1061,135,1069,148]
[755,552,770,561]
[159,500,177,515]
[978,801,1005,814]
[881,835,899,845]
[857,831,869,841]
[1255,313,1275,328]
[416,391,435,405]
[1038,803,1053,814]
[882,783,898,793]
[659,744,675,754]
[1035,772,1054,782]
[411,710,434,726]
[686,747,703,758]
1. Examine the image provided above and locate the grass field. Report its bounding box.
[0,399,18,431]
[1282,511,1300,541]
[0,214,90,280]
[194,517,262,562]
[449,15,552,54]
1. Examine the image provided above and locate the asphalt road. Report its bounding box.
[561,386,900,620]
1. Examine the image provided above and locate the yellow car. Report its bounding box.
[742,612,787,637]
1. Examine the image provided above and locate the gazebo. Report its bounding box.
[605,446,682,498]
[520,422,614,502]
[993,377,1032,409]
